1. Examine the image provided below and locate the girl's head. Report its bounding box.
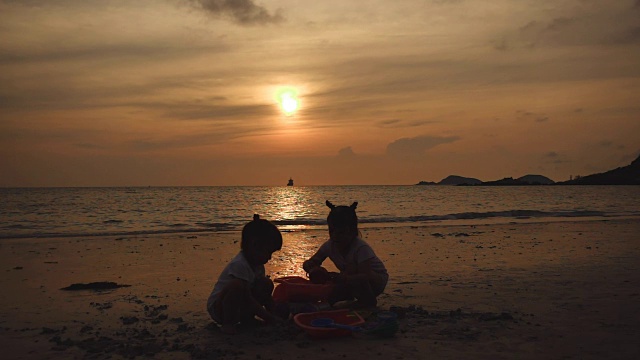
[326,200,358,246]
[241,214,282,265]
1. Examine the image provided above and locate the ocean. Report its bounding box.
[1,186,639,239]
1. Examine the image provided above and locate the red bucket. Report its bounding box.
[272,276,334,303]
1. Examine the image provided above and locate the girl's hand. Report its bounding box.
[309,266,330,284]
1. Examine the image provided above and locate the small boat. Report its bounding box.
[287,178,294,186]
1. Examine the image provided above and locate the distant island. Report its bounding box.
[416,154,640,186]
[556,154,640,185]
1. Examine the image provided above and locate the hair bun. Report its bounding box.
[253,214,260,221]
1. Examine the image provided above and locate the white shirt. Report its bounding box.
[310,237,388,277]
[207,251,265,315]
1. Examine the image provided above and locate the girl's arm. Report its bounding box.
[302,245,328,273]
[249,296,281,324]
[302,258,321,273]
[248,277,282,324]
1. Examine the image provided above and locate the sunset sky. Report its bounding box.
[1,0,639,186]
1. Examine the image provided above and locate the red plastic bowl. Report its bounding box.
[273,276,334,303]
[294,309,365,339]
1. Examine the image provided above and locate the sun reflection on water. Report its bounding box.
[267,232,329,278]
[266,187,314,224]
[263,187,335,278]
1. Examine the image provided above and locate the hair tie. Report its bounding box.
[326,200,336,209]
[253,214,260,221]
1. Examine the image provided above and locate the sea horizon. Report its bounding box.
[2,185,639,240]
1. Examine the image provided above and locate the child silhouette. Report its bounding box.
[303,201,388,309]
[207,214,283,334]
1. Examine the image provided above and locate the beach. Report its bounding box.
[1,219,639,359]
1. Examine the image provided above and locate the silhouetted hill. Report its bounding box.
[439,175,482,185]
[517,174,555,185]
[416,175,482,186]
[557,155,640,185]
[414,154,639,186]
[415,180,437,185]
[480,177,530,186]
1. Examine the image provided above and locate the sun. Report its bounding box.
[277,88,300,115]
[281,93,298,113]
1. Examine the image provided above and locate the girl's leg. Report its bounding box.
[346,273,377,308]
[328,281,355,306]
[215,279,251,334]
[251,277,275,312]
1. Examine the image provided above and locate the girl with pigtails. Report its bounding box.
[303,201,388,309]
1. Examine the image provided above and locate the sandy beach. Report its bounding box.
[1,219,639,359]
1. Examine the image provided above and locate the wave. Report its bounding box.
[0,226,236,240]
[271,209,610,226]
[371,209,608,223]
[0,209,625,240]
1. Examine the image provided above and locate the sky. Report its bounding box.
[1,0,639,186]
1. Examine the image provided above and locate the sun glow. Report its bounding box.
[277,88,300,115]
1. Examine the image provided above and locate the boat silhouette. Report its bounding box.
[287,178,294,186]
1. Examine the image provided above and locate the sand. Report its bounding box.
[1,219,639,359]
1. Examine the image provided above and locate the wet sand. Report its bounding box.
[1,219,639,359]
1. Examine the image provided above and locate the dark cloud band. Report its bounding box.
[191,0,283,26]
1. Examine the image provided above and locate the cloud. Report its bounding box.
[516,110,550,123]
[0,43,229,65]
[494,2,640,50]
[191,0,283,26]
[156,102,274,121]
[337,146,356,158]
[516,17,583,48]
[376,119,437,128]
[543,151,569,164]
[386,135,459,157]
[431,0,465,4]
[378,119,401,127]
[126,127,243,152]
[596,140,626,150]
[74,142,106,150]
[607,26,640,45]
